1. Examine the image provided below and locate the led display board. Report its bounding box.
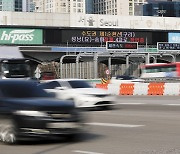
[61,30,152,45]
[106,42,138,51]
[157,42,180,51]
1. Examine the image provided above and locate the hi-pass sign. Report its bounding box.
[0,28,43,45]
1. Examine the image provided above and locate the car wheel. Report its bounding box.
[0,120,17,144]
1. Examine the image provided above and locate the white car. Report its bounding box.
[39,79,116,109]
[110,75,145,84]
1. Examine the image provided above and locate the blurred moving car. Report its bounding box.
[38,79,116,109]
[110,75,144,84]
[0,80,84,144]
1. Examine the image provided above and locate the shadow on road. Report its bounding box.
[13,132,104,146]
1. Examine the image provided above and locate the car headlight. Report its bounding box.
[14,110,49,117]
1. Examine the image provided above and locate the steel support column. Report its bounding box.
[93,52,98,78]
[146,53,150,64]
[60,55,77,78]
[76,54,81,78]
[108,57,111,74]
[126,55,129,75]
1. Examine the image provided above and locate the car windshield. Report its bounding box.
[0,81,50,98]
[116,75,137,80]
[68,80,92,88]
[2,63,31,78]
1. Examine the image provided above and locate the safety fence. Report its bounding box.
[96,82,180,96]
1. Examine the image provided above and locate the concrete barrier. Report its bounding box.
[108,84,120,95]
[96,82,180,96]
[134,83,149,95]
[164,83,180,96]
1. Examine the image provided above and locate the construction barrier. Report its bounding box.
[147,83,165,95]
[95,83,108,90]
[119,83,134,95]
[96,82,180,96]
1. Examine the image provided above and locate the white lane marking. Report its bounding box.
[163,104,180,106]
[117,103,146,105]
[73,150,104,154]
[118,103,180,106]
[86,122,144,128]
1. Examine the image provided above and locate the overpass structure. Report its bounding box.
[0,12,179,78]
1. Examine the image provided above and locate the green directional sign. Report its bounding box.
[0,28,43,45]
[146,48,158,53]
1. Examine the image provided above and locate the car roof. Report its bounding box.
[0,79,38,88]
[0,79,35,84]
[43,78,86,82]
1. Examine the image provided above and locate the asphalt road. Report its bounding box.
[1,96,180,154]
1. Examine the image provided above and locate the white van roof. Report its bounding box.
[0,46,23,59]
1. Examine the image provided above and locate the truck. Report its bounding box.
[0,46,32,79]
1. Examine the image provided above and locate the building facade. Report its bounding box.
[143,1,180,17]
[34,0,85,13]
[85,0,93,14]
[93,0,128,15]
[134,0,148,16]
[23,0,35,12]
[92,0,148,16]
[0,0,18,11]
[0,0,34,12]
[33,0,148,16]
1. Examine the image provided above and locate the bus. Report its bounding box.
[0,46,32,79]
[140,62,180,79]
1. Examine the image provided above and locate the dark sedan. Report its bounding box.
[0,80,84,144]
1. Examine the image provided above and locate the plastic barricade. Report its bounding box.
[96,83,108,90]
[119,83,134,95]
[147,82,165,95]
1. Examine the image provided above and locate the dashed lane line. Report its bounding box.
[163,104,180,106]
[73,150,104,154]
[85,122,145,128]
[117,103,146,105]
